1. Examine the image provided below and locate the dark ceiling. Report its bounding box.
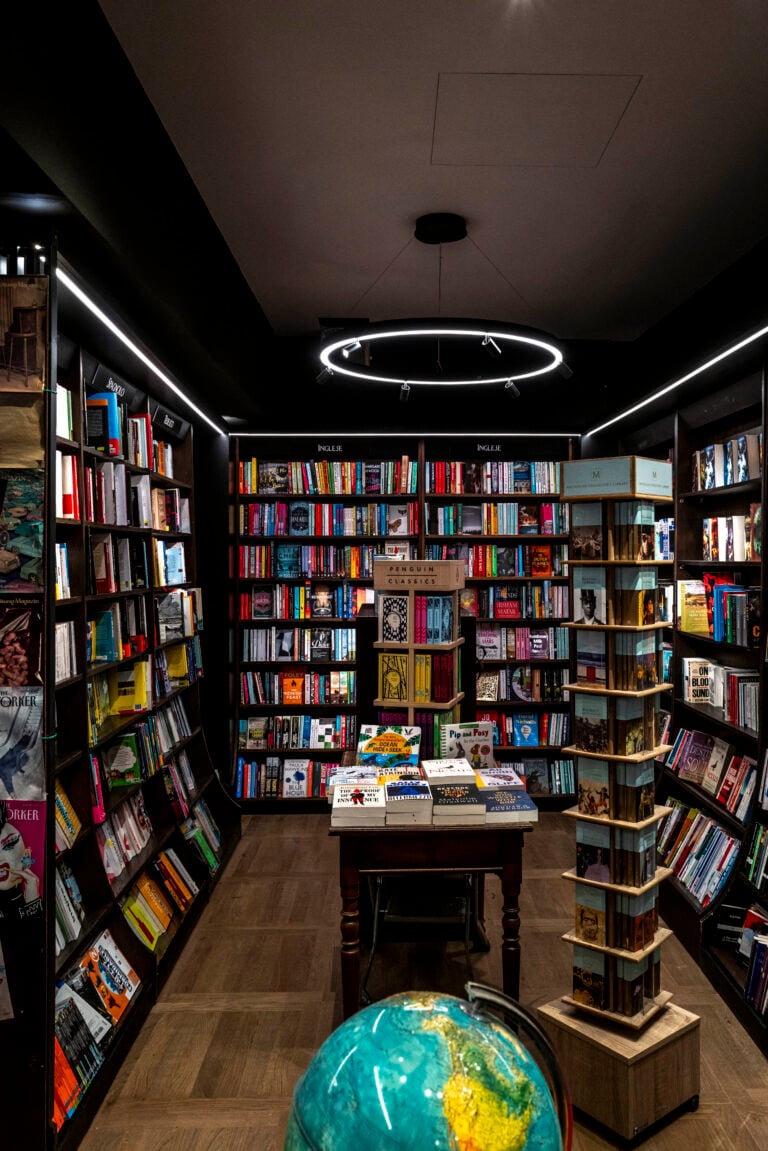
[1,2,767,439]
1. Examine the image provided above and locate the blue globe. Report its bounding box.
[285,989,567,1150]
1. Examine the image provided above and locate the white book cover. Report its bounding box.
[474,766,525,790]
[55,983,112,1044]
[331,784,386,822]
[420,758,476,784]
[282,759,310,798]
[325,764,378,800]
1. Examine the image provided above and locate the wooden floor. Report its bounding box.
[80,813,768,1150]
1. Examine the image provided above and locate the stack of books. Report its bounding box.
[420,758,477,785]
[331,783,387,827]
[384,778,433,825]
[431,782,486,825]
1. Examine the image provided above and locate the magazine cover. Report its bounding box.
[0,469,45,591]
[0,600,43,687]
[0,685,44,800]
[0,798,45,918]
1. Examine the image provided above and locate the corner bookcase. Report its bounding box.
[0,248,240,1150]
[655,364,768,1051]
[229,435,576,809]
[559,455,676,1028]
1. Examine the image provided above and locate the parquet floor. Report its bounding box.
[79,813,768,1150]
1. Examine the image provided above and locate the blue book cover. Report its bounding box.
[87,391,122,456]
[483,788,539,823]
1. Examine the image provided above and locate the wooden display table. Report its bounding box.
[537,998,700,1140]
[329,823,532,1018]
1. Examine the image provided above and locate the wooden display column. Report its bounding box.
[372,559,464,725]
[538,454,701,1135]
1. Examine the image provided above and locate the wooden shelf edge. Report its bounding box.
[561,926,674,962]
[565,621,669,632]
[560,991,674,1031]
[562,744,671,763]
[562,866,673,896]
[564,682,672,698]
[561,804,673,830]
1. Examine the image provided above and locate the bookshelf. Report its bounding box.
[653,367,768,1050]
[422,439,574,801]
[558,455,676,1029]
[0,252,240,1150]
[230,436,420,805]
[229,436,575,808]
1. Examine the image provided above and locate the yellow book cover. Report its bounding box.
[136,873,174,929]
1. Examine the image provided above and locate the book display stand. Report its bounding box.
[538,455,700,1138]
[372,558,464,725]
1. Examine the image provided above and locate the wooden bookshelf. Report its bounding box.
[0,254,241,1151]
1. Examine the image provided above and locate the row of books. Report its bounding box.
[573,566,671,627]
[331,777,538,828]
[238,542,416,580]
[240,457,417,496]
[378,593,455,645]
[570,505,674,562]
[377,651,456,704]
[160,750,198,821]
[241,626,357,663]
[457,581,570,620]
[152,537,188,587]
[424,541,567,579]
[53,928,139,1129]
[240,668,356,706]
[53,838,190,1129]
[84,389,175,478]
[54,780,82,853]
[237,713,357,750]
[577,758,656,823]
[156,588,202,643]
[572,945,661,1018]
[657,799,739,906]
[154,639,201,697]
[677,574,760,646]
[573,693,661,757]
[666,725,758,821]
[180,800,222,874]
[681,657,760,732]
[55,449,80,519]
[55,541,72,600]
[423,459,559,495]
[87,599,148,665]
[89,532,148,595]
[90,708,194,820]
[54,620,78,683]
[744,823,768,895]
[235,757,335,799]
[574,883,658,951]
[95,793,153,883]
[54,862,86,954]
[424,501,568,537]
[575,821,656,890]
[701,507,761,562]
[690,433,761,491]
[238,499,418,537]
[240,581,374,621]
[575,630,660,691]
[476,624,569,661]
[477,665,567,703]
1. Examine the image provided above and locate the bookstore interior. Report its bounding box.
[5,5,768,1150]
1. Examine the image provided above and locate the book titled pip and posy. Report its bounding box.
[439,721,494,769]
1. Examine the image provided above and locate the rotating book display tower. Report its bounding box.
[538,455,701,1140]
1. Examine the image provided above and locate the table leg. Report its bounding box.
[500,856,522,1001]
[339,843,361,1019]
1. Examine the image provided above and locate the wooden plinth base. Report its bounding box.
[537,998,700,1141]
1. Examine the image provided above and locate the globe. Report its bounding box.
[285,987,569,1151]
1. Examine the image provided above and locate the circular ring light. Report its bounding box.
[320,324,563,387]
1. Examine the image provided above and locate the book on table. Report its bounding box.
[331,783,387,826]
[420,758,477,785]
[483,788,538,824]
[430,782,486,823]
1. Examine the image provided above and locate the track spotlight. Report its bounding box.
[558,362,574,380]
[400,382,411,403]
[342,340,362,359]
[482,334,502,358]
[505,379,521,398]
[316,367,333,385]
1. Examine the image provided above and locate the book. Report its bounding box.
[570,503,603,560]
[378,652,409,701]
[512,712,539,747]
[379,595,409,643]
[474,765,525,790]
[483,788,539,824]
[575,883,607,947]
[0,684,44,800]
[573,566,607,626]
[282,758,310,798]
[572,945,607,1010]
[576,821,611,883]
[79,929,140,1023]
[431,782,486,822]
[355,725,421,772]
[573,694,609,754]
[577,758,610,818]
[420,758,477,784]
[331,783,387,826]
